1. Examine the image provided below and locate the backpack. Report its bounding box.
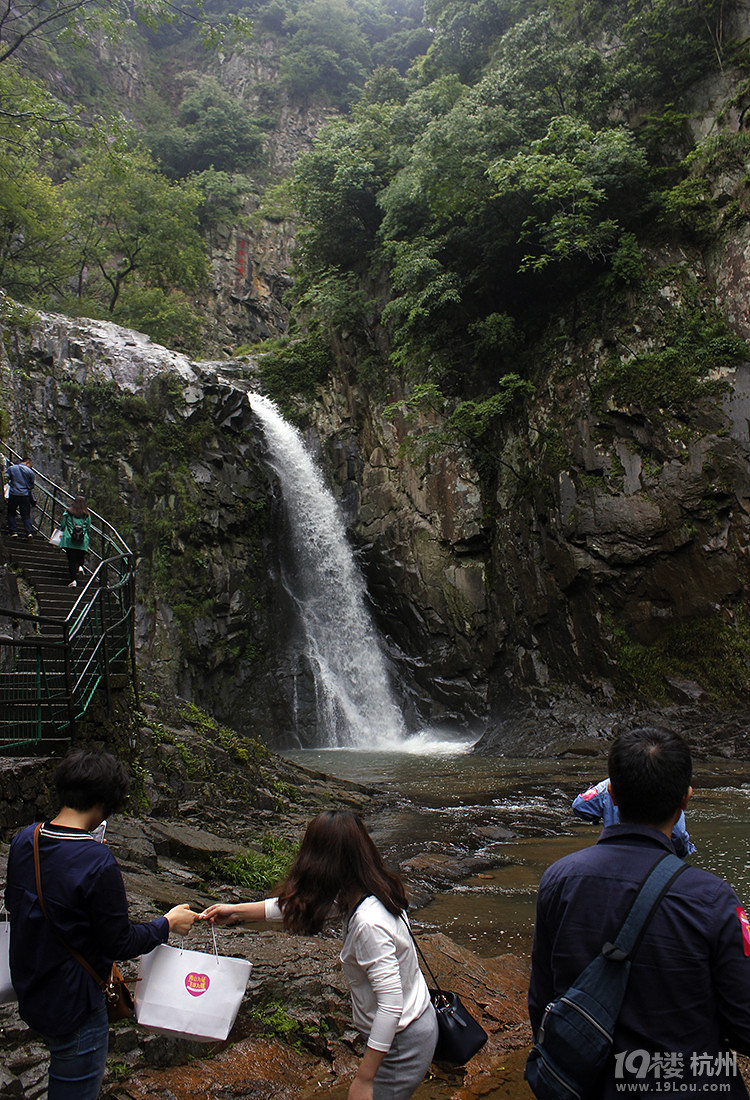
[525,852,687,1100]
[70,522,86,544]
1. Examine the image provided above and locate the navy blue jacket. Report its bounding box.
[5,822,168,1036]
[529,824,750,1097]
[6,463,34,497]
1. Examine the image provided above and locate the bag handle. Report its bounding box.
[33,822,110,994]
[176,923,220,960]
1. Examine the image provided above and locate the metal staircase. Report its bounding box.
[1,443,138,754]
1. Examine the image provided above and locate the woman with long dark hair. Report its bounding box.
[59,495,91,586]
[202,810,438,1100]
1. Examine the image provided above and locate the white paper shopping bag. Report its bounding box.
[135,930,251,1042]
[0,913,16,1004]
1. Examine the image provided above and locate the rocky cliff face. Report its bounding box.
[191,36,338,354]
[4,255,750,752]
[0,299,299,742]
[203,205,296,355]
[309,375,494,732]
[303,249,750,748]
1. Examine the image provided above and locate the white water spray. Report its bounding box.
[249,393,407,749]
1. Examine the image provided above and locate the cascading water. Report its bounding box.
[248,392,407,749]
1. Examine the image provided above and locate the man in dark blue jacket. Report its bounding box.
[5,750,197,1100]
[529,726,750,1098]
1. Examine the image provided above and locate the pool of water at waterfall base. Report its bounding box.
[284,748,750,958]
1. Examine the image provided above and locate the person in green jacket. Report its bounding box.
[60,496,91,587]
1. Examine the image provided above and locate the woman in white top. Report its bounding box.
[202,810,438,1100]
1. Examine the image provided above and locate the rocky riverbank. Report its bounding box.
[0,701,534,1099]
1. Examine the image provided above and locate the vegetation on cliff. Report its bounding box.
[2,0,746,388]
[0,0,429,349]
[3,0,750,709]
[281,1,748,401]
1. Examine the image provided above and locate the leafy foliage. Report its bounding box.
[281,0,743,420]
[488,117,649,272]
[596,297,743,416]
[279,0,371,108]
[0,61,79,300]
[147,79,266,178]
[62,146,208,330]
[0,0,746,392]
[268,0,428,105]
[257,333,333,411]
[616,613,750,704]
[0,0,250,67]
[210,835,298,892]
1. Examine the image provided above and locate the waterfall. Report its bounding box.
[248,393,407,749]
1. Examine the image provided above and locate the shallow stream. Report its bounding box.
[285,748,750,957]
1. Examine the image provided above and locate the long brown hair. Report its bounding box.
[67,495,89,518]
[277,810,409,935]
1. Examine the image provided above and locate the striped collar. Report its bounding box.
[38,822,96,841]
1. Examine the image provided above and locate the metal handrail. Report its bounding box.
[0,442,138,752]
[2,440,132,559]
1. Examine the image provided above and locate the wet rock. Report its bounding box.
[664,677,707,705]
[476,825,516,841]
[98,929,533,1100]
[400,848,505,893]
[142,820,244,863]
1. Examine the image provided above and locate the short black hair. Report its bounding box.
[54,749,129,816]
[608,726,692,826]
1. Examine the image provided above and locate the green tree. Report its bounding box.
[291,105,402,277]
[148,78,266,179]
[279,0,372,107]
[0,61,77,298]
[0,0,250,67]
[421,0,515,82]
[488,116,650,271]
[65,148,208,314]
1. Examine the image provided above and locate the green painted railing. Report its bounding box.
[0,443,138,753]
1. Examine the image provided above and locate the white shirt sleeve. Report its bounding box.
[264,898,283,920]
[351,920,404,1052]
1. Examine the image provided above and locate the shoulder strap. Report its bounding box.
[400,911,443,993]
[603,851,687,962]
[33,823,108,992]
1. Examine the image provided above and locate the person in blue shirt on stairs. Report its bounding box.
[5,456,35,538]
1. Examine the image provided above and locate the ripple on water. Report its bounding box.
[284,750,750,957]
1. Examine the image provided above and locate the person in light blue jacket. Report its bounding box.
[573,775,696,856]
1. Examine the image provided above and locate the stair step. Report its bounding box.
[1,516,131,753]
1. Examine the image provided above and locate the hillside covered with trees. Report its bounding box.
[4,1,748,377]
[4,0,750,721]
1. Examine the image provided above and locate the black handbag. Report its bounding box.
[430,987,489,1064]
[402,916,488,1065]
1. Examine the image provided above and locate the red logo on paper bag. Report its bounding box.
[185,972,210,997]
